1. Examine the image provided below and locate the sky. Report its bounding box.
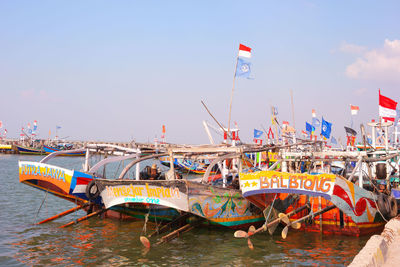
[0,1,399,144]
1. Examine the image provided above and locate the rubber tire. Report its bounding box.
[388,196,398,218]
[377,194,397,219]
[85,180,100,201]
[377,194,389,218]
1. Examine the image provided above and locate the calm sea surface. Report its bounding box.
[1,154,369,266]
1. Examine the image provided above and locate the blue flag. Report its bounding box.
[367,136,372,145]
[321,117,332,139]
[254,129,263,139]
[56,126,62,130]
[306,122,315,135]
[312,117,320,128]
[235,58,252,79]
[331,136,337,145]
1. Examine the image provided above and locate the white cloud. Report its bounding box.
[339,42,367,54]
[344,39,400,82]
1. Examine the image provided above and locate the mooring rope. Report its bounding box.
[34,190,49,224]
[142,211,150,235]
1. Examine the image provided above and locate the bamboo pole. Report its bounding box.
[227,51,239,140]
[37,203,87,225]
[201,100,229,138]
[59,209,104,228]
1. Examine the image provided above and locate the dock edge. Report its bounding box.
[349,215,400,266]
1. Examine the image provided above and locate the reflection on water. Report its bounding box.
[10,220,368,266]
[1,155,369,266]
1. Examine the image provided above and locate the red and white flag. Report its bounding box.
[350,105,359,115]
[312,109,316,118]
[379,90,397,121]
[238,44,251,58]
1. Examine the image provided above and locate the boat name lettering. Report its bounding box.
[20,164,66,182]
[122,197,161,204]
[260,174,332,193]
[106,183,181,199]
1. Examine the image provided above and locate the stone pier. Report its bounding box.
[349,215,400,266]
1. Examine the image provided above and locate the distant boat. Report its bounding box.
[0,144,12,151]
[15,144,46,155]
[43,145,86,157]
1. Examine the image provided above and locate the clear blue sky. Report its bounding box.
[1,1,399,144]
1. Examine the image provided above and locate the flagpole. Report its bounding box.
[290,89,295,131]
[351,115,354,129]
[227,52,239,141]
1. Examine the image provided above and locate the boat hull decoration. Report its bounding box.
[43,145,86,157]
[239,170,391,236]
[16,145,46,155]
[19,161,93,202]
[95,179,264,229]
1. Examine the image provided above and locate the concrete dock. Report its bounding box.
[349,215,400,266]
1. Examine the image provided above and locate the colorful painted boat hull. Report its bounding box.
[239,170,391,236]
[18,161,93,202]
[18,161,196,223]
[16,145,46,155]
[95,179,264,229]
[43,145,86,156]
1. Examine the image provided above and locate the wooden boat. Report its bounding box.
[19,159,93,203]
[90,178,263,229]
[43,144,86,156]
[15,144,46,155]
[82,145,265,229]
[238,151,399,236]
[159,156,218,174]
[18,143,264,229]
[160,154,254,175]
[18,145,149,220]
[0,144,13,153]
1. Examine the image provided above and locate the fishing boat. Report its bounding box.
[18,143,265,229]
[159,156,218,175]
[86,145,265,229]
[237,150,399,237]
[18,144,146,221]
[43,144,86,156]
[0,144,13,153]
[15,144,46,155]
